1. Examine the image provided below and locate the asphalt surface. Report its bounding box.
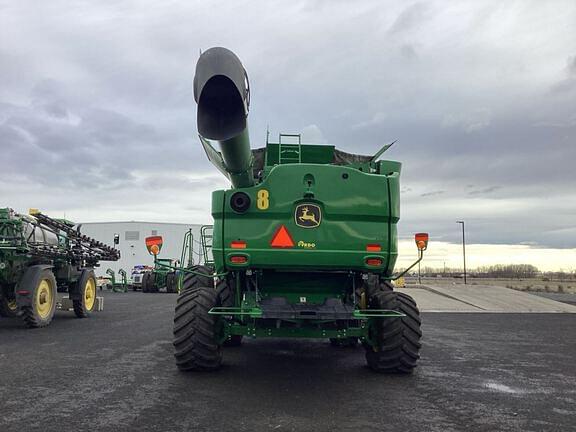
[1,291,575,432]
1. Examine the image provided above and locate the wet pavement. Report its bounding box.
[1,291,575,432]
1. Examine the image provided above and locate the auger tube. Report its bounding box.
[193,47,254,188]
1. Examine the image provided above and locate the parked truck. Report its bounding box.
[173,47,428,372]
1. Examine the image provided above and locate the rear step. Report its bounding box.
[208,297,405,320]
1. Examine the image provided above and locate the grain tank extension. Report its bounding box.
[173,47,428,372]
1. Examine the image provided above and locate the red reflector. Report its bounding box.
[366,244,381,252]
[230,255,247,264]
[366,258,383,266]
[17,290,29,295]
[270,225,295,248]
[415,233,429,242]
[230,240,246,249]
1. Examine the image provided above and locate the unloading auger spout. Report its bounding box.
[193,47,254,188]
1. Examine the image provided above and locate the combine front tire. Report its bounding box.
[215,276,242,347]
[173,284,222,371]
[364,291,422,374]
[73,270,97,318]
[21,269,57,328]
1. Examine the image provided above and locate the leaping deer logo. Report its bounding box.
[296,205,321,227]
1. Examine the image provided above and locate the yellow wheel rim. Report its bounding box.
[7,299,17,312]
[84,277,96,311]
[35,279,54,319]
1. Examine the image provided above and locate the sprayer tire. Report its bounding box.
[73,269,97,318]
[21,269,57,328]
[173,284,222,371]
[0,286,19,318]
[364,291,422,373]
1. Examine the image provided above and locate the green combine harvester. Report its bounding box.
[173,47,428,373]
[0,208,120,328]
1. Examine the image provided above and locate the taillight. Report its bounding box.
[366,244,381,252]
[230,240,247,249]
[365,258,383,266]
[230,255,247,264]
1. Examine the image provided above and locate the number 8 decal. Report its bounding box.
[257,189,269,210]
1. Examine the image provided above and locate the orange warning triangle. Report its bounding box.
[270,225,295,248]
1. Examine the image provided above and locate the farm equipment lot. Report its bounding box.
[1,291,575,432]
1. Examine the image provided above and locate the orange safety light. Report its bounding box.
[230,255,247,264]
[366,244,381,252]
[415,233,429,251]
[270,225,295,248]
[366,258,383,266]
[230,240,247,249]
[145,236,163,256]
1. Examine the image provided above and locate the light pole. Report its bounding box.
[456,221,467,284]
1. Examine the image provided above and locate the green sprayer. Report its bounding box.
[173,47,428,372]
[0,208,120,327]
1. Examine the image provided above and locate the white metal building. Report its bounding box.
[79,221,203,276]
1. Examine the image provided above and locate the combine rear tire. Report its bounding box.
[173,285,222,371]
[364,291,422,373]
[73,270,97,318]
[180,265,214,293]
[21,269,57,328]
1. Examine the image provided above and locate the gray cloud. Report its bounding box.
[467,186,501,196]
[420,190,445,197]
[0,0,575,251]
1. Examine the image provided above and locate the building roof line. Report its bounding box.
[80,221,205,226]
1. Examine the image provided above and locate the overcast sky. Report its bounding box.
[1,1,575,269]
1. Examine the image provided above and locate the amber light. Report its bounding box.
[415,232,429,251]
[366,244,381,252]
[230,255,247,264]
[365,258,383,266]
[230,240,247,249]
[145,235,163,255]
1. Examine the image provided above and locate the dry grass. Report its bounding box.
[418,277,576,294]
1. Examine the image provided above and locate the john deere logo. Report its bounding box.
[295,204,321,228]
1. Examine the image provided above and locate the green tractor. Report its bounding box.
[141,236,178,294]
[0,208,119,328]
[173,47,428,372]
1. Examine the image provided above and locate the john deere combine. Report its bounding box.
[0,208,120,328]
[173,47,428,372]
